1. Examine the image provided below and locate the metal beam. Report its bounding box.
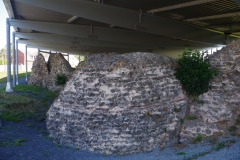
[68,16,78,23]
[18,39,151,53]
[3,0,15,19]
[148,0,218,13]
[15,0,238,44]
[185,12,240,22]
[28,45,88,56]
[15,32,154,50]
[10,20,225,49]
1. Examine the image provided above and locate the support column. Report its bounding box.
[5,18,13,92]
[78,55,80,63]
[12,32,16,87]
[16,40,19,85]
[25,45,28,81]
[67,53,69,62]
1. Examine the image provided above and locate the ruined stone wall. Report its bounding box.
[46,52,187,155]
[29,53,72,91]
[28,54,48,86]
[180,40,240,142]
[42,53,72,91]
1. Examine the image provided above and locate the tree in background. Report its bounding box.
[0,44,13,65]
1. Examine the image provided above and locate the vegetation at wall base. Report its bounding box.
[0,85,59,122]
[174,48,218,98]
[55,73,67,86]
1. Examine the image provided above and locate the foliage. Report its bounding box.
[0,138,27,147]
[186,115,197,120]
[193,134,202,143]
[236,114,240,125]
[175,48,218,98]
[180,118,184,124]
[177,152,186,155]
[228,126,237,133]
[183,139,236,160]
[0,85,59,122]
[55,73,67,86]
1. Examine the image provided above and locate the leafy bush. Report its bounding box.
[193,134,202,143]
[55,73,67,86]
[175,48,218,98]
[186,115,197,120]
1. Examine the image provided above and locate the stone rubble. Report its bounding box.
[29,53,72,91]
[180,40,240,142]
[28,54,48,86]
[42,53,72,91]
[46,52,187,155]
[45,39,240,155]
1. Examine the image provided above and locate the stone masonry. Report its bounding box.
[180,40,240,143]
[29,53,72,91]
[46,52,187,155]
[42,53,72,91]
[28,54,48,86]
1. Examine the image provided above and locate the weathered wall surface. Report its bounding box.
[46,52,187,155]
[28,54,48,86]
[29,53,72,91]
[180,40,240,142]
[42,53,72,91]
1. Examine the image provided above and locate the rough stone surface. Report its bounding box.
[180,40,240,143]
[42,53,72,91]
[28,54,48,86]
[29,53,72,91]
[46,52,187,155]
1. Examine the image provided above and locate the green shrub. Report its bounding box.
[186,115,197,120]
[180,118,184,124]
[175,49,218,98]
[228,126,237,133]
[55,73,67,86]
[193,134,202,143]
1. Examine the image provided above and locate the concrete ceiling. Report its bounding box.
[3,0,240,58]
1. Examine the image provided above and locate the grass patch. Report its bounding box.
[0,138,27,147]
[0,72,31,83]
[0,85,59,122]
[14,85,42,94]
[186,115,197,120]
[184,139,236,160]
[177,151,186,155]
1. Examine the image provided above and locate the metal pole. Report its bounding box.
[68,53,69,62]
[12,32,16,87]
[16,40,19,85]
[5,18,13,92]
[78,55,80,63]
[25,45,28,81]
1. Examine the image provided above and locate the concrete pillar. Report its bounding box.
[5,18,13,92]
[25,45,28,81]
[16,40,19,85]
[12,32,16,87]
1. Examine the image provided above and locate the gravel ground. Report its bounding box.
[0,79,240,160]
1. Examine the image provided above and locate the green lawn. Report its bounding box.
[0,72,31,83]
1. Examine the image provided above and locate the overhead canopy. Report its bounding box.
[3,0,240,58]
